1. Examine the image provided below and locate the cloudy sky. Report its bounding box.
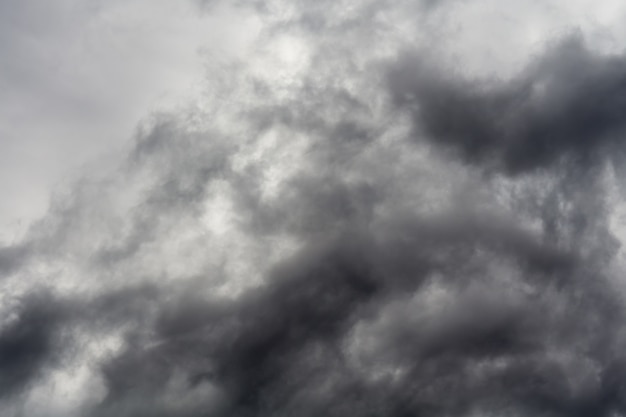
[2,0,626,416]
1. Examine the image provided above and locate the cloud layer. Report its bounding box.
[2,0,626,416]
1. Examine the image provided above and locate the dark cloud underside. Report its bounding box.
[388,37,626,174]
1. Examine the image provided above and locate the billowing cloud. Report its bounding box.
[1,0,626,416]
[388,36,626,174]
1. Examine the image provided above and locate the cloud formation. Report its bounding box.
[1,0,626,416]
[388,36,626,174]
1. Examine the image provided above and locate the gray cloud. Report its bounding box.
[388,36,626,175]
[87,212,626,416]
[2,1,626,416]
[0,291,68,398]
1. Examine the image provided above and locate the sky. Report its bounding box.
[2,0,626,416]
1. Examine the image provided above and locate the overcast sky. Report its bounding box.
[2,0,626,416]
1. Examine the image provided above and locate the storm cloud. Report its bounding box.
[388,36,626,174]
[2,0,626,416]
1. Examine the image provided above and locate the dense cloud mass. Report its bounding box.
[2,0,626,416]
[388,36,626,174]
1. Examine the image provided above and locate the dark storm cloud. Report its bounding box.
[3,1,626,417]
[0,284,167,401]
[78,33,626,415]
[388,36,626,174]
[0,291,67,397]
[90,211,626,417]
